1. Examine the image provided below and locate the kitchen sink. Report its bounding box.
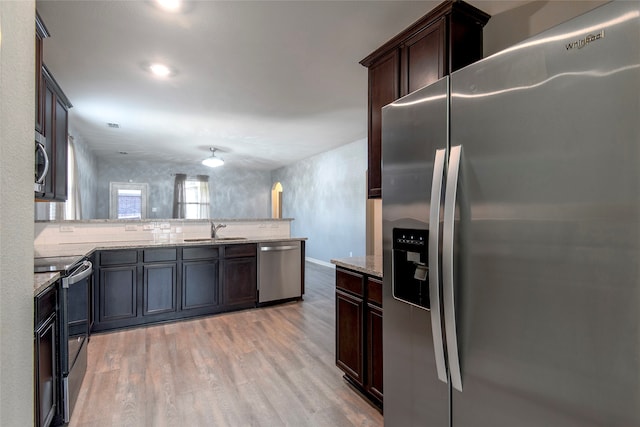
[183,237,247,242]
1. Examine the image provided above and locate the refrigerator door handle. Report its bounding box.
[429,148,448,383]
[443,144,463,391]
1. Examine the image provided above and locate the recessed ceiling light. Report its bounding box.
[155,0,182,12]
[149,63,173,77]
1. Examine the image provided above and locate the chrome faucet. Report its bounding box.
[211,222,227,238]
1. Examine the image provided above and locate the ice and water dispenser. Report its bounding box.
[392,228,430,310]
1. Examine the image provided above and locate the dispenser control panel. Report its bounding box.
[393,229,427,249]
[392,228,430,310]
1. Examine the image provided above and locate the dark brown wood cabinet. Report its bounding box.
[143,263,177,316]
[92,244,259,332]
[360,0,489,198]
[35,13,72,202]
[365,50,399,199]
[181,246,221,312]
[40,77,56,199]
[34,282,58,427]
[335,267,383,408]
[96,250,139,328]
[182,260,220,310]
[222,244,257,307]
[35,13,49,135]
[54,93,69,200]
[39,67,71,202]
[99,265,138,323]
[366,277,383,402]
[402,18,446,94]
[336,289,364,385]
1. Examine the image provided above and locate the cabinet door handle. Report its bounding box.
[260,245,298,252]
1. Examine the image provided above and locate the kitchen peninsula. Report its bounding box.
[34,218,307,328]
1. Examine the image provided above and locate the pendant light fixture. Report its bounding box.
[202,147,224,168]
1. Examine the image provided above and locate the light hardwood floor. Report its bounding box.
[70,263,383,427]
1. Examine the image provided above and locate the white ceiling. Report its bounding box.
[36,0,521,170]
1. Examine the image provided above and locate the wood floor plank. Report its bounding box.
[69,262,383,427]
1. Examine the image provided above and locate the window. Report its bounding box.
[184,179,210,219]
[109,182,149,219]
[117,189,143,219]
[173,174,210,219]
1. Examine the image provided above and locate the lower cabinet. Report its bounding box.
[222,244,257,307]
[181,246,221,315]
[182,260,219,310]
[99,266,137,323]
[144,263,177,315]
[366,302,384,402]
[336,289,364,384]
[34,283,59,427]
[93,245,257,332]
[335,267,383,408]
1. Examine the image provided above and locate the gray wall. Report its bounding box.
[1,1,35,424]
[95,158,272,219]
[272,138,367,263]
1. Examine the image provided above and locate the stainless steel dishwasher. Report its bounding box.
[258,241,302,303]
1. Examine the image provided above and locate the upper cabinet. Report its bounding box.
[35,13,72,202]
[360,0,490,199]
[35,13,49,135]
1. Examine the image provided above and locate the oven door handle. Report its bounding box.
[62,261,93,288]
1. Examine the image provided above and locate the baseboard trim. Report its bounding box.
[305,257,335,269]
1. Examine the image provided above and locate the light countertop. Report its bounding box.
[34,272,60,297]
[34,237,307,295]
[34,237,307,258]
[35,218,294,224]
[330,256,383,278]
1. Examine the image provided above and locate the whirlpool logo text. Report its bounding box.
[565,30,605,50]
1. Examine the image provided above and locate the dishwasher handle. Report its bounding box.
[260,245,298,252]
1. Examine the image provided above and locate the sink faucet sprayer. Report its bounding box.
[211,222,227,238]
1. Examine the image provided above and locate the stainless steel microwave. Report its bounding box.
[34,131,49,193]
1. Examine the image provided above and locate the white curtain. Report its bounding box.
[65,137,82,220]
[197,174,210,219]
[172,173,187,218]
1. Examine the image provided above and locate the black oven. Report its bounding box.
[34,256,92,424]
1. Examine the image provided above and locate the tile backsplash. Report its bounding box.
[34,219,292,245]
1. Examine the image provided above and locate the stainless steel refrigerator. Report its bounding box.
[381,2,640,426]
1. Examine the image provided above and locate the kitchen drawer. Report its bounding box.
[100,250,137,266]
[143,248,177,263]
[336,268,364,297]
[367,277,383,307]
[225,243,256,258]
[183,246,220,260]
